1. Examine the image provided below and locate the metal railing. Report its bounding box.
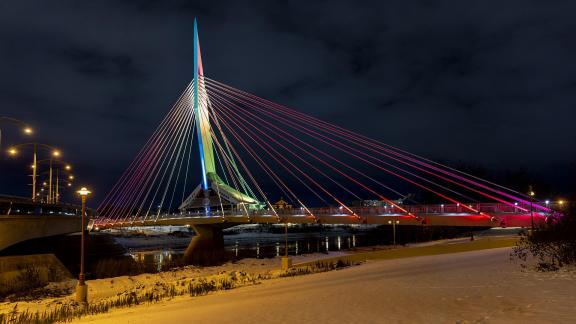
[146,202,563,220]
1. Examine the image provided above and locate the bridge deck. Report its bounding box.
[95,212,546,229]
[94,203,552,230]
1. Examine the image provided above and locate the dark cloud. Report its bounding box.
[0,0,575,203]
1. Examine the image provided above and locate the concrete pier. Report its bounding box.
[183,224,227,265]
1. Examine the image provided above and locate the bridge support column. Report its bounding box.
[183,224,225,265]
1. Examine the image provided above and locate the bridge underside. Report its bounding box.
[0,215,81,251]
[95,212,545,264]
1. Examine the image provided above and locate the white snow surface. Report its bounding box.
[77,247,576,323]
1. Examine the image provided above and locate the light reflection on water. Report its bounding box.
[130,250,174,272]
[127,232,363,271]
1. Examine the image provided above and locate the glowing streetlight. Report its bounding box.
[76,187,91,304]
[7,148,17,155]
[52,150,60,157]
[0,117,33,153]
[69,175,75,180]
[65,165,71,171]
[77,187,91,196]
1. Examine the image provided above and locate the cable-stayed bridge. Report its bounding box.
[93,20,558,260]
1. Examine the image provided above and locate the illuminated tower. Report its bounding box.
[180,18,260,213]
[193,18,216,190]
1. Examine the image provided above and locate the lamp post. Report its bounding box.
[7,143,59,202]
[76,187,91,304]
[48,150,61,204]
[281,220,292,270]
[49,159,53,203]
[388,218,400,247]
[32,145,37,201]
[528,186,535,233]
[35,160,72,204]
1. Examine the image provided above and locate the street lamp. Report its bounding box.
[0,116,33,153]
[388,219,400,247]
[76,187,91,304]
[35,159,73,204]
[6,143,60,202]
[528,186,535,232]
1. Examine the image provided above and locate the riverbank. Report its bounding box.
[77,245,576,324]
[1,234,526,323]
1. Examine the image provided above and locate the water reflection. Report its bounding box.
[127,231,377,272]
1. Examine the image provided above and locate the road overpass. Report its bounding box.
[0,196,87,251]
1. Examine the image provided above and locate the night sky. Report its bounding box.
[1,0,575,204]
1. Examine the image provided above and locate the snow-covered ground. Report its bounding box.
[77,247,576,323]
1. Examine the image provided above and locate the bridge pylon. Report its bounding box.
[179,19,261,217]
[179,19,263,262]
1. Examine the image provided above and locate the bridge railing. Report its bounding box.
[158,202,561,220]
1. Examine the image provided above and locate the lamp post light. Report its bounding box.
[388,218,400,247]
[0,116,33,153]
[76,187,91,304]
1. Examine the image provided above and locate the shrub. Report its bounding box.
[512,206,576,271]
